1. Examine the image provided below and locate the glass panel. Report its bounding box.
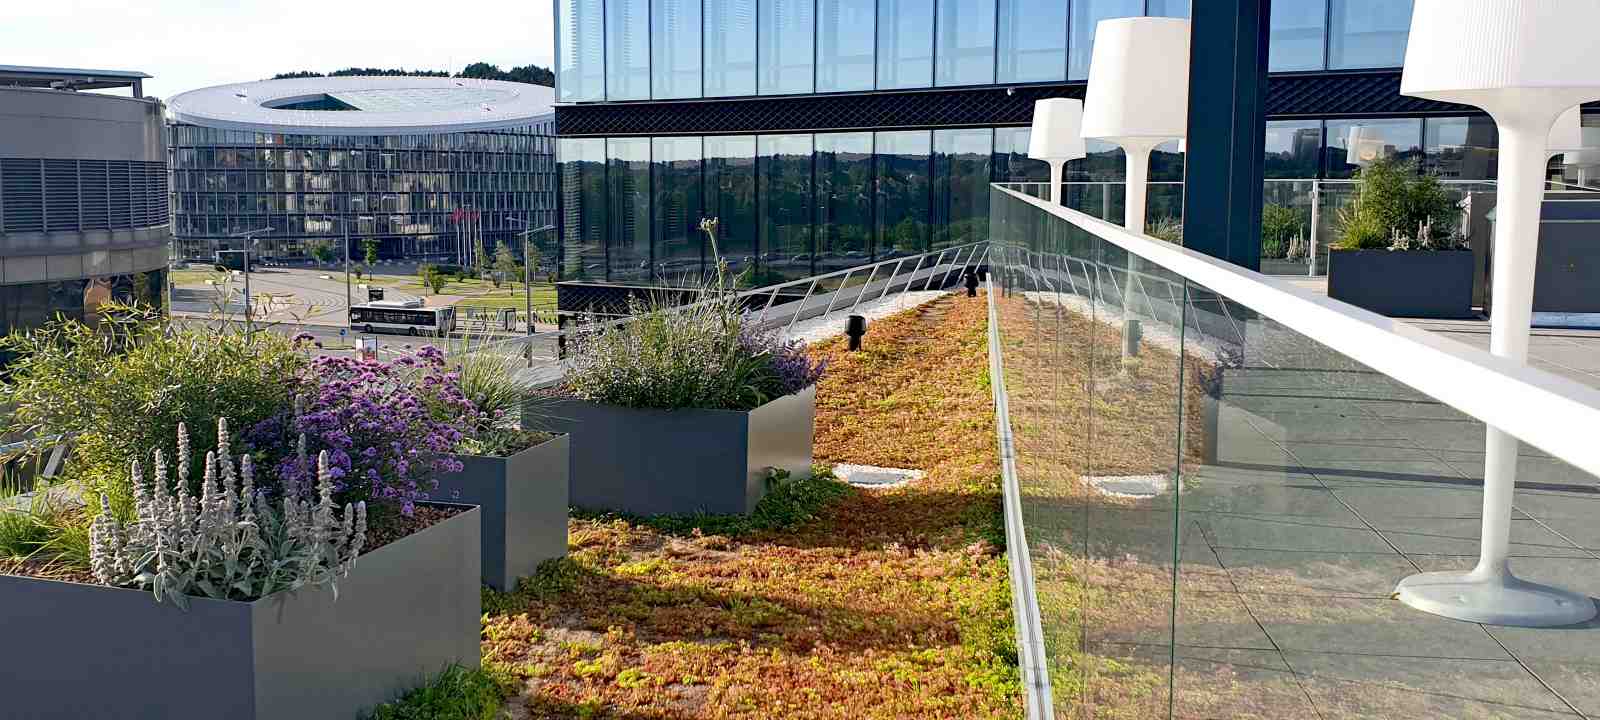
[935,0,996,86]
[1269,0,1327,71]
[818,0,877,93]
[652,136,705,285]
[996,0,1068,83]
[1324,118,1422,180]
[756,133,814,283]
[705,0,758,96]
[877,0,935,89]
[759,0,816,95]
[606,0,651,99]
[1146,0,1189,17]
[1328,0,1412,70]
[1264,120,1323,179]
[874,130,931,256]
[932,128,993,249]
[1424,116,1500,181]
[815,132,874,271]
[606,137,651,282]
[704,135,758,279]
[557,138,607,280]
[653,0,703,99]
[1069,0,1142,81]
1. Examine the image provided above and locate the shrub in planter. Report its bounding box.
[2,421,481,720]
[546,280,825,516]
[1329,159,1473,318]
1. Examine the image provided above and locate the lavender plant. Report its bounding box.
[89,421,367,608]
[269,350,470,515]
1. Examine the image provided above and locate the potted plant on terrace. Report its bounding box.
[529,219,827,517]
[0,419,481,720]
[430,337,570,591]
[1327,157,1474,318]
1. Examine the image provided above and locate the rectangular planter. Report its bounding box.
[0,503,481,720]
[1327,249,1475,319]
[526,386,816,517]
[440,434,570,591]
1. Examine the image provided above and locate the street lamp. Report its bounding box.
[508,216,557,364]
[228,226,272,329]
[1394,0,1600,628]
[307,214,376,326]
[1081,16,1190,235]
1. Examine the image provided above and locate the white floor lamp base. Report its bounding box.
[1396,570,1597,628]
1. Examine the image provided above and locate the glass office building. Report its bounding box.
[167,76,557,263]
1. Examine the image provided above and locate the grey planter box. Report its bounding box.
[0,503,481,720]
[441,435,570,591]
[526,386,816,517]
[1328,250,1476,319]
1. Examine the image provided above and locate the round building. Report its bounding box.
[0,65,170,337]
[166,75,556,265]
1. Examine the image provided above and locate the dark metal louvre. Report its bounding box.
[109,160,132,230]
[2,158,44,234]
[43,159,78,232]
[79,159,111,230]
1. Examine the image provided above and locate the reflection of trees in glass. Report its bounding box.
[558,138,607,281]
[704,136,758,278]
[815,133,873,268]
[932,129,992,249]
[652,137,705,284]
[758,135,815,281]
[875,131,931,255]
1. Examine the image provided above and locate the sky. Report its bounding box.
[3,0,555,99]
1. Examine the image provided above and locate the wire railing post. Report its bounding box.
[782,278,819,336]
[756,285,781,327]
[921,250,950,291]
[878,259,907,301]
[850,263,880,313]
[821,268,854,317]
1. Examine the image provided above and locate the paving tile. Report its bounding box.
[1193,511,1392,553]
[1283,652,1578,719]
[1372,517,1589,557]
[1212,548,1417,598]
[1246,594,1511,659]
[1522,661,1600,718]
[1179,481,1362,518]
[1171,647,1318,720]
[1325,484,1491,522]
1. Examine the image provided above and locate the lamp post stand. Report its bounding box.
[1118,138,1167,235]
[1394,100,1597,628]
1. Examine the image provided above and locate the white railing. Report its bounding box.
[992,182,1600,479]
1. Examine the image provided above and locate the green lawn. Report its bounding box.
[362,273,556,310]
[169,269,230,286]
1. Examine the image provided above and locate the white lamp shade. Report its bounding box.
[1347,126,1392,166]
[1081,17,1191,142]
[1027,98,1088,162]
[1549,106,1584,151]
[1402,1,1600,111]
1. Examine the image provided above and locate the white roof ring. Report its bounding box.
[168,76,555,136]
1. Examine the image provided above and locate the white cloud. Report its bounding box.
[2,0,555,99]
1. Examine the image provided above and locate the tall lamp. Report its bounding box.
[1027,99,1088,206]
[1346,125,1393,167]
[1081,17,1190,234]
[1395,0,1600,627]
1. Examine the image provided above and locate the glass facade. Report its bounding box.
[560,0,1302,100]
[1269,0,1415,72]
[168,121,557,263]
[0,272,166,344]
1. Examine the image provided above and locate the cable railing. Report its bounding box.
[988,181,1600,719]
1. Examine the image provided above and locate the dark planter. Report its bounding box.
[526,386,816,516]
[1327,250,1475,319]
[1259,257,1309,276]
[0,503,481,720]
[441,434,570,591]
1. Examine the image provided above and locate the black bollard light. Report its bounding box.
[846,314,867,351]
[963,267,979,297]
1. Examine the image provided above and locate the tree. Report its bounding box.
[363,239,379,269]
[493,242,520,289]
[307,240,335,266]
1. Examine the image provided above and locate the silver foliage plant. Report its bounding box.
[89,419,368,608]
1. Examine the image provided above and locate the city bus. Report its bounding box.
[349,300,456,336]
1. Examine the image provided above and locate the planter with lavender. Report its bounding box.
[531,255,825,517]
[0,423,481,720]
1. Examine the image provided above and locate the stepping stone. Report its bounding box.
[834,464,924,489]
[1083,474,1169,499]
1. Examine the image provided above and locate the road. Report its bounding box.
[172,266,426,327]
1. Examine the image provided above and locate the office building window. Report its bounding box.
[1269,0,1328,71]
[817,0,877,92]
[1069,0,1143,80]
[653,0,703,98]
[874,130,932,255]
[757,134,815,281]
[1325,118,1422,179]
[1328,0,1412,70]
[1146,0,1189,17]
[651,136,705,282]
[606,0,651,100]
[557,0,606,101]
[759,0,816,95]
[935,0,997,86]
[1424,116,1499,181]
[1264,121,1323,178]
[814,132,874,262]
[996,0,1068,83]
[557,138,607,280]
[606,138,651,280]
[703,135,758,276]
[932,128,993,248]
[705,0,758,96]
[877,0,935,89]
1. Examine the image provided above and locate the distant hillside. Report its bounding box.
[273,62,553,87]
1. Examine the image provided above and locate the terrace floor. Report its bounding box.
[1082,319,1600,718]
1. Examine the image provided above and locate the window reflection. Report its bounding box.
[558,138,607,281]
[932,128,993,249]
[1269,0,1327,71]
[703,135,758,278]
[817,0,876,93]
[815,132,874,267]
[1264,121,1323,179]
[877,0,935,89]
[1069,0,1142,80]
[997,0,1068,83]
[935,0,997,87]
[605,0,651,100]
[652,137,705,283]
[705,0,758,96]
[875,130,932,256]
[1328,0,1412,70]
[607,138,652,281]
[1325,118,1422,179]
[1424,116,1499,181]
[757,134,815,282]
[759,0,816,95]
[652,0,703,99]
